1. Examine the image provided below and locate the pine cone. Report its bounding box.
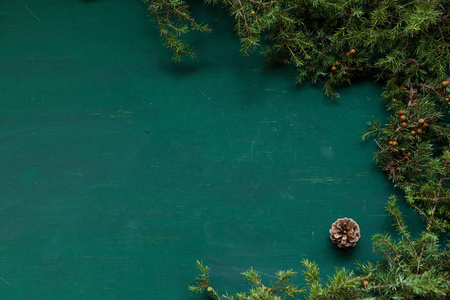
[329,218,361,249]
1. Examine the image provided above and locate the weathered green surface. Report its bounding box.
[0,0,421,299]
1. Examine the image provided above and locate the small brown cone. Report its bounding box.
[329,218,361,249]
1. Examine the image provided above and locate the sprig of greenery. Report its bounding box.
[189,261,304,300]
[142,0,212,61]
[366,196,449,299]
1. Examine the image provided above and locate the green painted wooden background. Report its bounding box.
[0,0,422,299]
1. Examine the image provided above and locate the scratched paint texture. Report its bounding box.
[0,0,422,299]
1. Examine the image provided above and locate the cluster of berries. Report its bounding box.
[398,110,430,135]
[331,63,347,76]
[330,49,358,76]
[386,110,434,159]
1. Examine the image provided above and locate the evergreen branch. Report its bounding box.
[361,120,382,141]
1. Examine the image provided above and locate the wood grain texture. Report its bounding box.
[0,0,422,299]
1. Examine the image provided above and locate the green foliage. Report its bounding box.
[301,259,370,300]
[144,0,450,98]
[143,0,450,299]
[365,195,449,299]
[189,261,304,300]
[142,0,211,61]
